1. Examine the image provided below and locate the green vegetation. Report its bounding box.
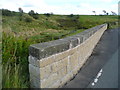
[1,9,118,88]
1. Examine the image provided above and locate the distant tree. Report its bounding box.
[18,8,23,16]
[2,9,20,16]
[111,11,117,15]
[92,11,96,15]
[106,12,109,15]
[28,10,39,19]
[103,10,107,15]
[28,10,35,16]
[2,9,12,16]
[44,13,51,17]
[70,14,74,17]
[18,8,23,13]
[33,12,39,19]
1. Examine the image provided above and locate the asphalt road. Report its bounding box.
[87,49,118,88]
[63,27,119,88]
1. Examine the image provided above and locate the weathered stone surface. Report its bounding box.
[59,73,74,87]
[54,50,69,62]
[41,73,58,88]
[72,66,80,76]
[57,66,67,79]
[61,57,68,67]
[49,80,61,88]
[39,55,55,68]
[80,32,91,42]
[52,58,68,73]
[63,37,79,48]
[68,47,77,55]
[29,39,70,60]
[29,24,107,61]
[29,55,39,67]
[78,44,85,63]
[52,61,61,73]
[72,34,83,44]
[30,74,40,88]
[69,52,79,70]
[29,64,40,78]
[67,56,71,73]
[40,65,52,80]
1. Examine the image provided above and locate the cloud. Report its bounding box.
[97,0,114,3]
[0,0,118,15]
[23,4,34,7]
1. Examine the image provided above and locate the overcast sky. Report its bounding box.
[0,0,119,15]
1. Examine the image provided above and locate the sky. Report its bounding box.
[0,0,119,15]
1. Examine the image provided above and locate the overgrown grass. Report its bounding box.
[2,32,35,88]
[3,62,28,88]
[79,15,118,29]
[2,14,118,88]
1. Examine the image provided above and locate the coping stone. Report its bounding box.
[29,24,107,60]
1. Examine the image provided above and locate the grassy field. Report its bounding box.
[2,11,118,88]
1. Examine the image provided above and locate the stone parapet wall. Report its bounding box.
[29,24,108,88]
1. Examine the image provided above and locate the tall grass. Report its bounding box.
[3,62,29,88]
[2,32,34,88]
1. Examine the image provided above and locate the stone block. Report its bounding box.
[69,52,78,70]
[29,64,40,78]
[52,60,64,73]
[57,66,67,79]
[49,80,61,88]
[29,55,39,67]
[61,57,68,67]
[66,57,71,73]
[30,74,40,88]
[40,65,52,80]
[72,67,79,75]
[54,50,69,62]
[39,55,55,68]
[59,73,74,87]
[41,73,58,88]
[29,39,70,60]
[72,34,83,44]
[63,36,79,48]
[68,47,77,55]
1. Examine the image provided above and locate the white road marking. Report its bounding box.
[91,69,103,86]
[100,69,103,73]
[94,78,98,83]
[92,83,95,86]
[97,72,102,78]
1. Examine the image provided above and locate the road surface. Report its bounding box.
[87,49,118,88]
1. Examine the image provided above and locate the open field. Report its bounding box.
[2,10,118,88]
[2,14,118,41]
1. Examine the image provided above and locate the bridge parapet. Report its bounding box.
[29,24,107,88]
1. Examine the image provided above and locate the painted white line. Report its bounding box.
[100,69,103,73]
[91,69,103,86]
[92,82,95,86]
[94,78,98,83]
[97,72,102,78]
